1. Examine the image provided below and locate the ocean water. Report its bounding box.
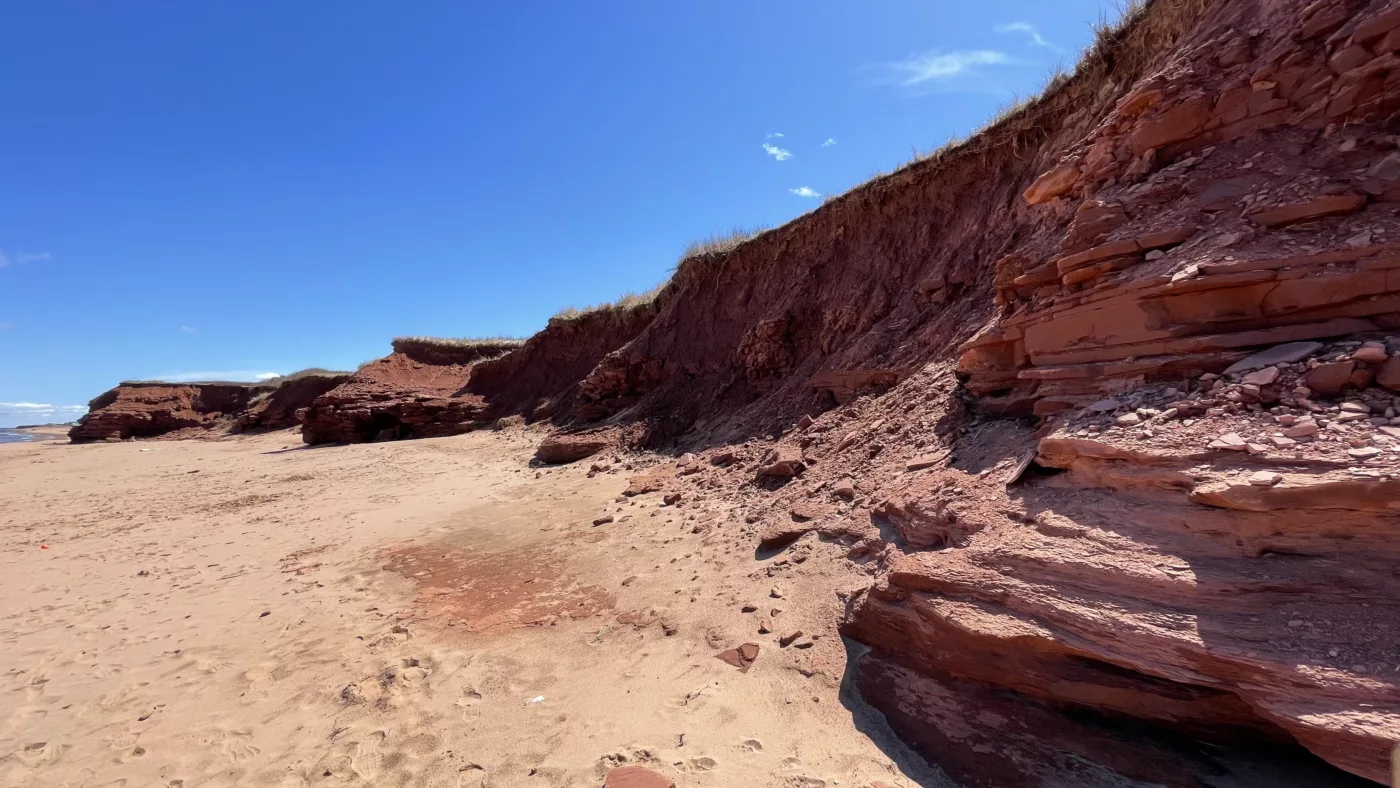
[0,429,36,444]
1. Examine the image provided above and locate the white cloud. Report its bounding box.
[995,22,1061,51]
[0,402,87,425]
[789,186,821,198]
[884,50,1012,86]
[766,131,785,138]
[152,370,281,383]
[762,143,793,161]
[0,250,52,269]
[821,138,837,147]
[180,326,196,333]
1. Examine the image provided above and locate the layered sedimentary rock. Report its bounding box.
[69,383,262,442]
[468,305,660,423]
[300,343,499,445]
[509,0,1400,782]
[69,374,349,442]
[235,373,350,432]
[299,307,661,448]
[72,0,1400,780]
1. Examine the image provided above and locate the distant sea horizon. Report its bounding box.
[0,426,69,444]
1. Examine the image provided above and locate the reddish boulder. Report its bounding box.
[1378,357,1400,391]
[1305,360,1356,397]
[756,446,806,478]
[535,430,616,464]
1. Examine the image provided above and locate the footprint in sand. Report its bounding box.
[740,738,764,752]
[456,686,483,707]
[349,729,388,780]
[14,740,70,768]
[212,728,260,762]
[687,756,719,771]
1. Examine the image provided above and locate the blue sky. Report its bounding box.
[0,0,1116,426]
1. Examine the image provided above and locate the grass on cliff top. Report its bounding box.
[118,368,351,388]
[389,336,528,360]
[391,335,527,350]
[551,282,667,322]
[550,226,770,322]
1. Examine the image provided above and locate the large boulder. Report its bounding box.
[535,430,616,464]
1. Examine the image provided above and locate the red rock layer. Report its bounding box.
[467,304,660,423]
[234,374,349,432]
[300,352,488,444]
[69,383,260,442]
[493,0,1400,781]
[69,375,348,443]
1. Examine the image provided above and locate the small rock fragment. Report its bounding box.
[1241,366,1280,386]
[1248,471,1282,487]
[1208,433,1248,451]
[1353,342,1389,363]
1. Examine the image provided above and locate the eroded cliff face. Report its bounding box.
[69,375,348,442]
[298,308,661,445]
[300,352,488,445]
[510,0,1400,782]
[69,383,259,442]
[80,0,1400,780]
[468,305,662,423]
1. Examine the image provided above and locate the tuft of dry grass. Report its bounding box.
[679,227,768,261]
[269,368,350,382]
[550,280,670,322]
[390,336,527,362]
[391,336,526,350]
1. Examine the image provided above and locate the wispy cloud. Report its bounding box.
[821,138,837,147]
[765,131,785,139]
[884,50,1013,86]
[0,402,87,425]
[762,143,793,161]
[151,370,281,383]
[180,326,197,334]
[789,186,821,198]
[995,22,1061,52]
[0,250,52,269]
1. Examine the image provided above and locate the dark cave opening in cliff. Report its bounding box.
[362,413,413,443]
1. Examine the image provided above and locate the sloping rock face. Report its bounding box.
[69,375,350,442]
[233,374,349,432]
[468,305,660,423]
[69,383,260,442]
[959,0,1400,417]
[485,0,1400,782]
[300,350,490,444]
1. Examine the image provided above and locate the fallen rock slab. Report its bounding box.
[536,431,616,464]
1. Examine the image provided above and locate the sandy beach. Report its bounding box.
[0,428,939,788]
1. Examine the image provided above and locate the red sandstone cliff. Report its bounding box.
[502,0,1399,781]
[299,339,521,444]
[75,0,1400,780]
[69,373,347,443]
